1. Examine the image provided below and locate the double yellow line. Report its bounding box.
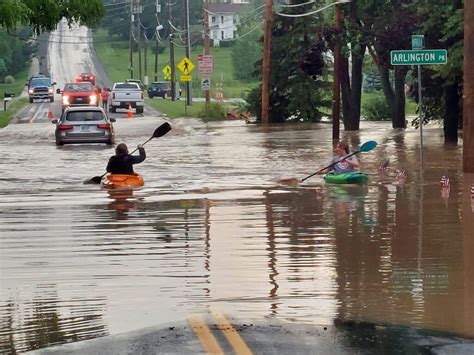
[187,308,253,355]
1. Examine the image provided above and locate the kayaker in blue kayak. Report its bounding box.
[106,143,146,175]
[318,141,359,175]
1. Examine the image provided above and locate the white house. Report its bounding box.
[207,2,249,46]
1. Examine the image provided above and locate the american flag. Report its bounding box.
[395,169,407,179]
[440,175,450,188]
[378,158,390,172]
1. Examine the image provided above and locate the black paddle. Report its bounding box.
[301,140,377,182]
[84,122,172,184]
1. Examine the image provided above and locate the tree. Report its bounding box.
[0,0,104,34]
[246,1,331,122]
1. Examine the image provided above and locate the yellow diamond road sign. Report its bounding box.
[177,57,194,75]
[162,65,171,80]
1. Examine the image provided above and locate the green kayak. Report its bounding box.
[324,171,369,185]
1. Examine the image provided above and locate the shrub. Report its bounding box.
[199,102,226,121]
[362,94,391,121]
[4,75,14,84]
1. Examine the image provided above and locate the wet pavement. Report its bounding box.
[1,116,474,353]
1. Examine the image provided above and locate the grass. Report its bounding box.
[146,98,205,119]
[361,91,419,116]
[0,97,29,127]
[0,67,30,127]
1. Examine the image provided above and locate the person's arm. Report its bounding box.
[343,155,359,169]
[131,145,146,164]
[106,158,113,172]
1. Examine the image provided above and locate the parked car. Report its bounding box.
[51,106,115,146]
[26,76,56,103]
[110,82,144,114]
[57,82,99,111]
[147,81,181,99]
[76,72,96,85]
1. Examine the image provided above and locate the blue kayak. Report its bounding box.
[324,172,369,185]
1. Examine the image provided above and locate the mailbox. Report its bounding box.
[4,92,15,101]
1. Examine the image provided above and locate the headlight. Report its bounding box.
[28,89,34,94]
[48,88,54,94]
[90,95,97,105]
[62,96,70,105]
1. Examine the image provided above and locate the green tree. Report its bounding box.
[0,0,104,34]
[411,0,463,144]
[246,1,331,122]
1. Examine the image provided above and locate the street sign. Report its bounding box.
[411,35,424,50]
[162,65,171,80]
[180,75,192,82]
[177,57,194,75]
[390,49,448,65]
[198,54,213,76]
[201,78,211,91]
[0,59,4,65]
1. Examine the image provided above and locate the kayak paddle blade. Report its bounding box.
[153,122,172,138]
[359,140,377,153]
[84,176,103,185]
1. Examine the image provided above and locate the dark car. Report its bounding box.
[27,76,56,103]
[76,72,96,85]
[147,81,181,99]
[51,106,115,146]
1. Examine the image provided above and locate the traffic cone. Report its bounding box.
[47,110,53,120]
[127,105,133,119]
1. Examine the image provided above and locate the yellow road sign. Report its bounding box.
[162,65,171,80]
[177,57,194,75]
[180,75,192,82]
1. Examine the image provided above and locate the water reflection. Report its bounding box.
[1,120,473,351]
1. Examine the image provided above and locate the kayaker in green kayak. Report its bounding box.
[317,141,359,175]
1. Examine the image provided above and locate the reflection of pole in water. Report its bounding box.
[264,190,279,315]
[204,198,211,297]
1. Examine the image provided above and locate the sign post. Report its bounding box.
[391,38,448,168]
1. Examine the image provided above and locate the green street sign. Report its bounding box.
[0,59,4,65]
[411,35,424,50]
[390,49,448,65]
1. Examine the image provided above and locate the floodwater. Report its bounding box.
[0,118,473,353]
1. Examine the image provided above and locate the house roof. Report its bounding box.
[208,3,249,14]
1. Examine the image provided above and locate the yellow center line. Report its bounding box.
[187,315,224,355]
[210,307,253,355]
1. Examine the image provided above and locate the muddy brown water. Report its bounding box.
[0,118,473,353]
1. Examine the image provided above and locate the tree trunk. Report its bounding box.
[340,47,364,131]
[379,66,395,116]
[392,67,407,129]
[444,83,459,144]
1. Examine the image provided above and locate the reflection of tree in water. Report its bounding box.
[0,285,107,353]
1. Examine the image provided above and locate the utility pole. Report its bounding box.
[332,4,342,142]
[129,0,134,78]
[185,0,192,106]
[261,0,273,125]
[169,0,176,101]
[138,10,142,82]
[154,0,162,82]
[203,0,210,108]
[464,0,474,172]
[144,33,148,88]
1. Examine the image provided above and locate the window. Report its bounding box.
[211,16,216,23]
[221,16,224,23]
[221,31,224,40]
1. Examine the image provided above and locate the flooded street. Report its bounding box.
[0,118,473,353]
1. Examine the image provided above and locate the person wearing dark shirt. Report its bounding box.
[106,143,146,175]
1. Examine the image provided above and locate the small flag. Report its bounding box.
[440,175,450,188]
[378,158,390,172]
[471,183,474,198]
[395,169,407,179]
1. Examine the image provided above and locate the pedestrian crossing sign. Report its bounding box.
[162,65,171,80]
[177,57,194,75]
